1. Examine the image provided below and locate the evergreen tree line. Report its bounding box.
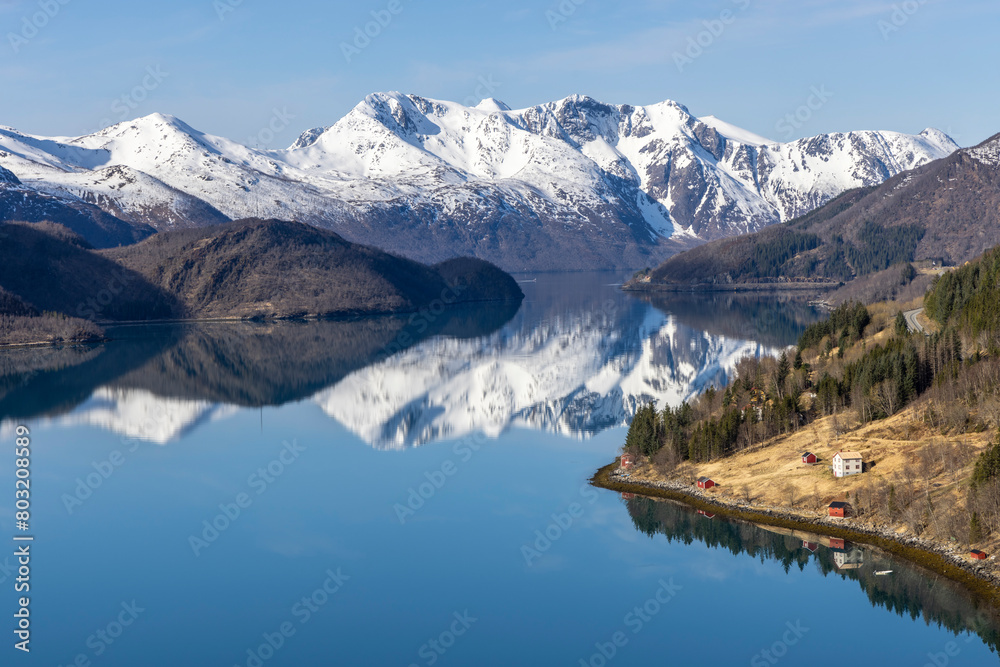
[925,245,1000,347]
[748,231,821,279]
[797,301,871,351]
[845,222,926,276]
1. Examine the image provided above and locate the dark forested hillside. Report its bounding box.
[103,219,523,319]
[0,218,523,341]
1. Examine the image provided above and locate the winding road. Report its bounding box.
[904,308,926,334]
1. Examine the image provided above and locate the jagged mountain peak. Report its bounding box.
[475,98,511,112]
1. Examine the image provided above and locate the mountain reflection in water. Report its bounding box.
[0,273,822,447]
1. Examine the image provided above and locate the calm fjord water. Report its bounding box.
[1,273,997,666]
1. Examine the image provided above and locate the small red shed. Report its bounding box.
[620,492,635,500]
[971,549,988,560]
[802,452,817,464]
[620,454,634,469]
[697,509,716,519]
[697,476,715,490]
[802,541,818,552]
[828,538,845,550]
[828,501,849,518]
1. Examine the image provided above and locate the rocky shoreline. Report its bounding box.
[591,462,1000,606]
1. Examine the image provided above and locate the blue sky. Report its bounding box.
[1,0,997,147]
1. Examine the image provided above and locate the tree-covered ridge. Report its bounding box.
[645,225,822,285]
[798,301,870,351]
[925,245,1000,346]
[845,222,925,276]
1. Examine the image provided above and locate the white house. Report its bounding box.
[833,451,863,478]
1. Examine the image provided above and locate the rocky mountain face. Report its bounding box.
[0,96,957,270]
[638,133,1000,289]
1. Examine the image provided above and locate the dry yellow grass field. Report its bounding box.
[629,408,995,549]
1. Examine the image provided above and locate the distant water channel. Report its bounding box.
[1,272,997,665]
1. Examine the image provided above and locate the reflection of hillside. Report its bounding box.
[641,292,821,348]
[0,327,180,421]
[626,495,1000,652]
[0,275,822,447]
[0,302,520,422]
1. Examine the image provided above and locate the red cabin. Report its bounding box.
[620,454,634,470]
[828,501,849,518]
[802,452,817,464]
[971,549,988,560]
[697,477,715,489]
[802,541,818,552]
[697,510,716,519]
[828,538,845,550]
[620,492,635,500]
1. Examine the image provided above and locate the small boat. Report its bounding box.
[517,278,537,283]
[875,570,893,575]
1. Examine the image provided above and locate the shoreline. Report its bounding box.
[590,461,1000,608]
[0,297,524,351]
[622,282,840,293]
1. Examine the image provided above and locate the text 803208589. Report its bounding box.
[13,425,33,653]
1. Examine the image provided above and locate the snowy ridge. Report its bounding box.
[0,95,958,267]
[53,387,232,444]
[967,135,1000,168]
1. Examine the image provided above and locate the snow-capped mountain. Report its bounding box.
[0,95,958,268]
[0,163,154,246]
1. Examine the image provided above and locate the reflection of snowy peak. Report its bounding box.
[314,307,775,450]
[0,96,956,270]
[56,388,235,444]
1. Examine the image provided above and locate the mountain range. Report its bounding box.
[632,132,1000,291]
[0,94,958,271]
